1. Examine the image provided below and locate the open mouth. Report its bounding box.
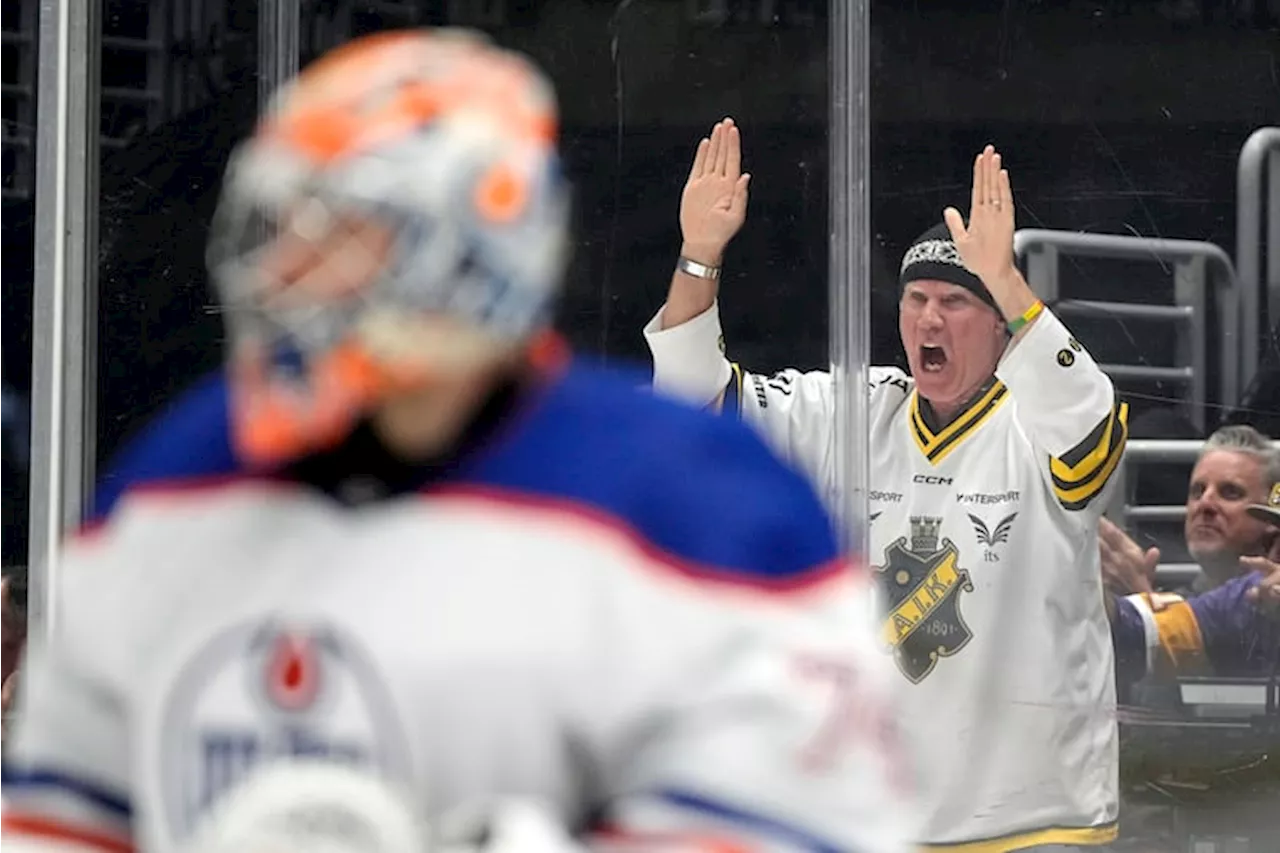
[920,344,948,373]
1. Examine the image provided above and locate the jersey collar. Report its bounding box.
[910,377,1009,466]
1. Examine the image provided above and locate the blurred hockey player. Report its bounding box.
[1,30,909,853]
[183,760,600,853]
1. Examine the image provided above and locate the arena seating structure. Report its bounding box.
[1014,126,1280,590]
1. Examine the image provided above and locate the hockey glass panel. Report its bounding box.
[0,0,35,753]
[868,0,1280,849]
[91,1,834,468]
[0,3,32,568]
[95,0,269,468]
[68,0,1280,847]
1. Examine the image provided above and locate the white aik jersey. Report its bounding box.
[646,304,1126,851]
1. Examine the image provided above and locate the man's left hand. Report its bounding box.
[944,145,1037,323]
[944,146,1015,284]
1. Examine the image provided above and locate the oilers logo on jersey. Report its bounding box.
[159,620,409,838]
[875,517,975,683]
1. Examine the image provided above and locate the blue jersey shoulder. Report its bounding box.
[465,362,841,582]
[91,372,240,522]
[90,363,843,585]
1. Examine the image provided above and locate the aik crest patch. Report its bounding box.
[874,516,974,683]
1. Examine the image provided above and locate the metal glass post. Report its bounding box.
[27,0,99,637]
[829,0,872,562]
[1235,127,1280,396]
[258,0,301,110]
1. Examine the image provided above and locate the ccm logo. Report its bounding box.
[913,474,953,486]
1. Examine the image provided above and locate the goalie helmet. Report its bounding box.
[206,29,570,466]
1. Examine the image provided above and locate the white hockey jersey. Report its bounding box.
[2,363,910,853]
[646,304,1126,851]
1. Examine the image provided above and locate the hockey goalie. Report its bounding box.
[1,29,909,853]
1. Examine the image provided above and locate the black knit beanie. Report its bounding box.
[898,222,998,313]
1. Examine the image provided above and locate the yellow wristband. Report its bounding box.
[1007,300,1044,335]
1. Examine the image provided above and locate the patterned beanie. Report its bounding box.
[898,222,998,313]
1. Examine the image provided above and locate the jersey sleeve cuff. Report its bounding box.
[643,303,735,408]
[995,308,1089,395]
[1114,595,1159,682]
[995,307,1124,465]
[1123,592,1203,678]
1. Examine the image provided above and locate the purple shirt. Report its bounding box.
[1112,572,1280,682]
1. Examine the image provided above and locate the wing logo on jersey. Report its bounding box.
[874,516,974,683]
[969,512,1016,563]
[968,512,1016,546]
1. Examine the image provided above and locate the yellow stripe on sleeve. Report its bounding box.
[1051,402,1128,510]
[1148,597,1209,677]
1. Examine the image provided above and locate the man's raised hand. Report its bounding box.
[944,144,1040,323]
[680,118,750,266]
[944,145,1018,290]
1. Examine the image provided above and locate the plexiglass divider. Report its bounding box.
[27,0,100,636]
[829,0,871,563]
[258,0,300,111]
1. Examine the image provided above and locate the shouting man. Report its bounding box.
[645,119,1127,851]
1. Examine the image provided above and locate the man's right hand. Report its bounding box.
[679,117,750,265]
[1098,517,1160,597]
[1242,555,1280,616]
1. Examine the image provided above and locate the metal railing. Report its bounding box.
[1014,229,1243,433]
[1236,127,1280,394]
[8,0,233,167]
[1109,439,1208,530]
[1,0,38,201]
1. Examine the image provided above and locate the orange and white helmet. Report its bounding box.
[206,29,570,466]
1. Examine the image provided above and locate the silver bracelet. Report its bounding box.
[676,255,721,281]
